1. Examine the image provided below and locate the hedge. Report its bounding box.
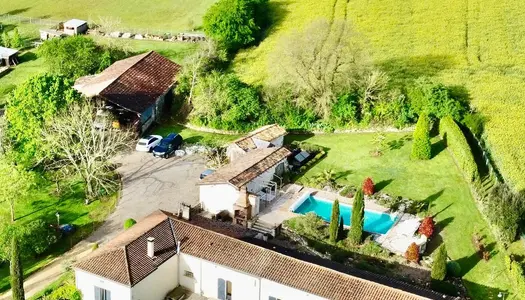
[504,256,525,299]
[411,113,432,160]
[439,116,479,182]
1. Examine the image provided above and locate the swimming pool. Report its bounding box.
[291,195,398,234]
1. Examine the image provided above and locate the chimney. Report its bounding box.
[147,237,155,258]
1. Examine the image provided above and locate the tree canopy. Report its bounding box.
[203,0,269,52]
[6,73,81,167]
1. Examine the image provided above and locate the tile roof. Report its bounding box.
[232,124,287,151]
[74,51,180,114]
[75,210,453,299]
[198,147,291,188]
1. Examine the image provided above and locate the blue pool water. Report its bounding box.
[293,196,397,234]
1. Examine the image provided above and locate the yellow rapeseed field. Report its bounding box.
[233,0,525,191]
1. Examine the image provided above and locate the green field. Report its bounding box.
[1,0,217,32]
[234,0,525,191]
[287,132,514,298]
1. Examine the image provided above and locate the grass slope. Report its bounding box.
[286,132,513,298]
[234,0,525,190]
[1,0,217,32]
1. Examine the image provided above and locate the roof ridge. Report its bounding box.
[166,215,444,299]
[227,147,282,186]
[234,124,277,145]
[99,51,154,95]
[122,245,132,286]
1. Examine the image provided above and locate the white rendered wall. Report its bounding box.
[246,160,286,194]
[200,259,260,300]
[179,253,202,293]
[131,255,178,300]
[200,184,239,215]
[260,278,327,300]
[75,269,132,300]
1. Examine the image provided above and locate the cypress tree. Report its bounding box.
[348,188,365,245]
[411,113,432,160]
[329,199,340,243]
[431,244,447,281]
[338,216,344,240]
[10,236,25,300]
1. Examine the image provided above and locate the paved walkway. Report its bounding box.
[0,152,204,299]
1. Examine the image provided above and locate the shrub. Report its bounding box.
[47,283,82,300]
[290,141,323,153]
[124,218,137,230]
[408,78,468,121]
[405,242,420,263]
[462,112,486,137]
[348,188,364,245]
[191,71,266,131]
[331,93,359,126]
[431,244,447,281]
[284,213,327,240]
[10,28,23,48]
[91,243,99,251]
[439,116,479,182]
[446,260,462,277]
[411,113,432,160]
[362,177,374,196]
[504,255,525,296]
[329,199,340,243]
[203,0,269,52]
[418,217,435,238]
[1,32,10,47]
[19,219,58,257]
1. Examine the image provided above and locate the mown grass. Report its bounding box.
[0,179,117,293]
[151,123,241,147]
[286,132,514,299]
[234,0,525,191]
[1,0,217,32]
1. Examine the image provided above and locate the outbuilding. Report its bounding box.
[226,124,287,162]
[63,19,88,35]
[74,51,181,133]
[39,29,66,41]
[0,47,19,67]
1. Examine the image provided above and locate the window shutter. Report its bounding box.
[94,287,101,300]
[106,290,112,300]
[218,278,226,300]
[269,297,277,300]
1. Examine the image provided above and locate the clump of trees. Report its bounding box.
[38,35,127,78]
[203,0,269,52]
[411,113,432,160]
[1,28,23,48]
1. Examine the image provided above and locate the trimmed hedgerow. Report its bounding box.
[411,113,432,160]
[439,116,479,182]
[504,255,525,296]
[431,244,447,281]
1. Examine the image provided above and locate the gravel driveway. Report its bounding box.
[88,151,205,244]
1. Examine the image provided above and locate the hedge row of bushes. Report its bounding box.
[439,117,479,182]
[505,256,525,299]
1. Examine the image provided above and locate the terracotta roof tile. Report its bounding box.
[74,51,180,113]
[75,210,453,300]
[198,147,291,188]
[233,124,287,151]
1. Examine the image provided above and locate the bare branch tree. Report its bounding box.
[42,101,134,203]
[270,19,369,119]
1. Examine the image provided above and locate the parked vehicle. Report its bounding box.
[136,135,162,152]
[200,169,215,180]
[152,133,183,158]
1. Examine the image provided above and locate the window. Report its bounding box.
[148,138,158,144]
[184,270,194,278]
[217,278,232,300]
[94,286,111,300]
[269,297,281,300]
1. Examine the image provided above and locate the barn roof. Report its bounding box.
[74,51,180,114]
[75,210,453,300]
[232,124,287,151]
[64,19,87,28]
[0,47,19,58]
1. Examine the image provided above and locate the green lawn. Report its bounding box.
[1,0,216,32]
[151,123,241,147]
[286,132,514,299]
[233,0,525,191]
[0,178,117,293]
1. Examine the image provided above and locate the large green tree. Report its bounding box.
[348,188,365,245]
[411,113,432,160]
[203,0,269,52]
[0,159,35,222]
[6,74,81,166]
[329,199,340,243]
[408,78,467,121]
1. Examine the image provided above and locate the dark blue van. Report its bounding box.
[152,133,183,158]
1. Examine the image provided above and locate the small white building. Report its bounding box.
[75,210,443,300]
[198,147,291,225]
[63,19,88,35]
[226,124,286,162]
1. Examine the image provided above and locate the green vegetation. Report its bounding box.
[152,123,241,147]
[10,237,24,300]
[203,0,269,52]
[411,113,431,160]
[431,244,447,281]
[505,255,525,297]
[348,188,364,245]
[2,0,217,32]
[233,0,525,190]
[286,132,514,298]
[28,271,81,300]
[124,218,137,230]
[439,117,479,182]
[329,199,339,243]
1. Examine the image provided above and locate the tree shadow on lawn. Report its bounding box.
[455,242,498,277]
[379,55,456,85]
[334,169,352,180]
[4,8,31,16]
[259,1,291,43]
[375,179,393,192]
[387,135,412,151]
[423,189,445,212]
[462,280,511,300]
[432,139,446,158]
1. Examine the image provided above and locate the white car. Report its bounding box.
[135,135,163,152]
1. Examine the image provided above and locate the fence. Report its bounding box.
[0,13,60,27]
